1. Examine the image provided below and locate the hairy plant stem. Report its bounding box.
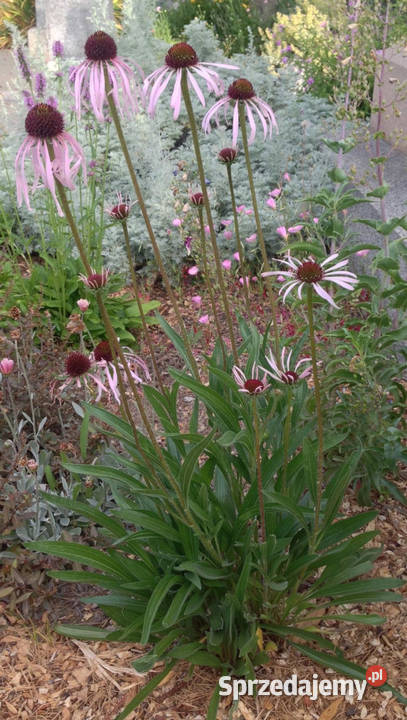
[238,103,280,363]
[373,0,391,257]
[121,220,167,395]
[226,164,252,319]
[55,180,221,564]
[181,71,238,364]
[306,287,324,548]
[252,396,266,544]
[197,208,227,368]
[281,386,293,495]
[103,67,200,381]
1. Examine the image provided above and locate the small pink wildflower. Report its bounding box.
[283,172,291,182]
[204,225,210,234]
[221,219,232,226]
[77,299,90,312]
[288,225,303,233]
[356,249,370,257]
[172,217,182,227]
[245,208,253,216]
[236,205,246,213]
[239,276,250,286]
[191,295,202,306]
[0,358,14,375]
[313,217,319,224]
[269,188,281,198]
[276,226,288,240]
[245,233,257,244]
[233,252,240,261]
[277,274,285,282]
[266,197,276,209]
[188,265,200,276]
[223,230,233,240]
[222,259,232,270]
[199,314,209,324]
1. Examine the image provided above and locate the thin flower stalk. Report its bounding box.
[181,71,238,364]
[281,386,293,495]
[238,103,280,362]
[225,163,252,319]
[306,286,324,548]
[373,0,391,257]
[252,396,266,544]
[121,219,167,395]
[103,66,200,381]
[197,207,227,368]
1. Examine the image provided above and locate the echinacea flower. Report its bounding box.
[15,103,87,217]
[218,147,238,164]
[262,253,358,308]
[143,42,238,120]
[90,340,151,404]
[106,192,136,220]
[260,347,312,385]
[202,78,277,147]
[190,192,204,206]
[0,358,14,375]
[79,267,110,289]
[70,31,142,121]
[232,365,270,394]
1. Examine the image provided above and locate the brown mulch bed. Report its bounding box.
[1,277,407,719]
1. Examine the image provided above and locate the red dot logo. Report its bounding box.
[366,665,387,687]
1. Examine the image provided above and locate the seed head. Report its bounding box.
[165,43,198,69]
[228,78,255,101]
[94,340,113,363]
[85,31,117,62]
[296,261,323,284]
[25,103,64,139]
[65,352,91,378]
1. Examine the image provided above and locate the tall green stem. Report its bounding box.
[104,67,200,381]
[181,71,239,364]
[282,386,292,495]
[238,103,280,362]
[252,396,266,544]
[306,286,324,547]
[55,181,221,565]
[226,164,251,319]
[197,208,227,368]
[122,220,167,395]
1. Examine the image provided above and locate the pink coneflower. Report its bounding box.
[260,347,312,385]
[143,42,238,120]
[0,358,14,375]
[70,31,142,121]
[106,192,136,220]
[90,341,151,404]
[190,192,204,206]
[232,365,270,394]
[202,78,277,147]
[79,267,111,289]
[15,104,86,217]
[77,298,90,312]
[262,253,358,308]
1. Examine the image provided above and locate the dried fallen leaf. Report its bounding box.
[319,698,343,720]
[237,701,256,720]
